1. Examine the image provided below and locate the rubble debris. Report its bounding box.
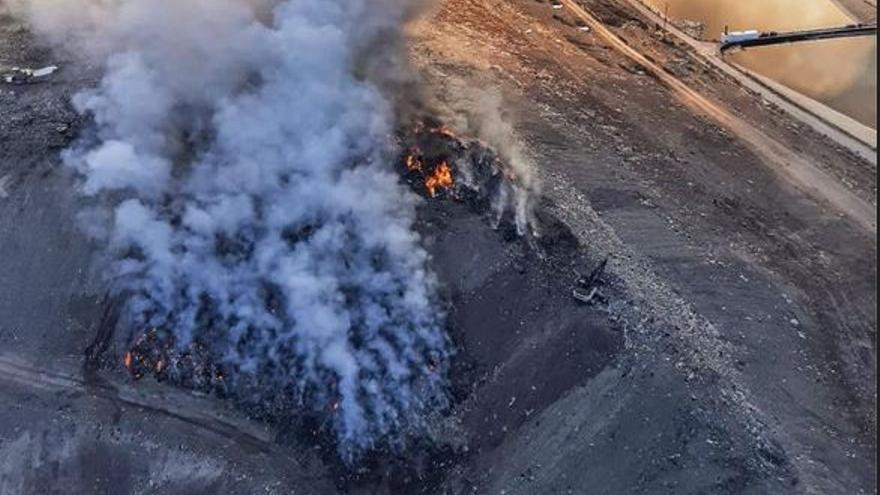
[2,65,59,85]
[401,131,458,199]
[662,59,692,78]
[398,118,528,216]
[673,19,706,40]
[32,65,58,77]
[619,62,648,76]
[577,257,608,290]
[0,175,12,199]
[83,295,121,371]
[123,326,228,390]
[572,287,598,304]
[572,257,608,305]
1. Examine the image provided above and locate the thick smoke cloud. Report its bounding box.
[9,0,450,461]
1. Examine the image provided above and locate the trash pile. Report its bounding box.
[398,118,533,234]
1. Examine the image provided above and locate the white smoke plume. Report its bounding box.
[434,86,540,235]
[468,90,540,235]
[9,0,450,461]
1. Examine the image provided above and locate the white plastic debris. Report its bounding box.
[32,65,59,78]
[0,175,12,199]
[3,65,59,85]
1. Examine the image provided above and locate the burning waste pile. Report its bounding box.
[8,0,534,463]
[398,118,537,235]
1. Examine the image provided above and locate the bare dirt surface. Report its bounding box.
[832,0,878,23]
[1,1,876,494]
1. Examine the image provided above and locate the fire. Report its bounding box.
[429,126,457,139]
[401,121,458,197]
[425,161,454,197]
[405,149,422,172]
[123,351,133,370]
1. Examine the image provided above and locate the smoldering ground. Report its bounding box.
[6,0,538,463]
[7,0,452,462]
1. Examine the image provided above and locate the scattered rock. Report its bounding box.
[0,174,12,199]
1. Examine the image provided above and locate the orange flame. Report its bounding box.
[123,351,133,370]
[425,161,454,197]
[429,126,457,139]
[405,152,422,172]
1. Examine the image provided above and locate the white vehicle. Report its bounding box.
[720,30,760,44]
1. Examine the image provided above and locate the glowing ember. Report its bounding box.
[429,126,457,139]
[425,161,454,197]
[405,150,422,172]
